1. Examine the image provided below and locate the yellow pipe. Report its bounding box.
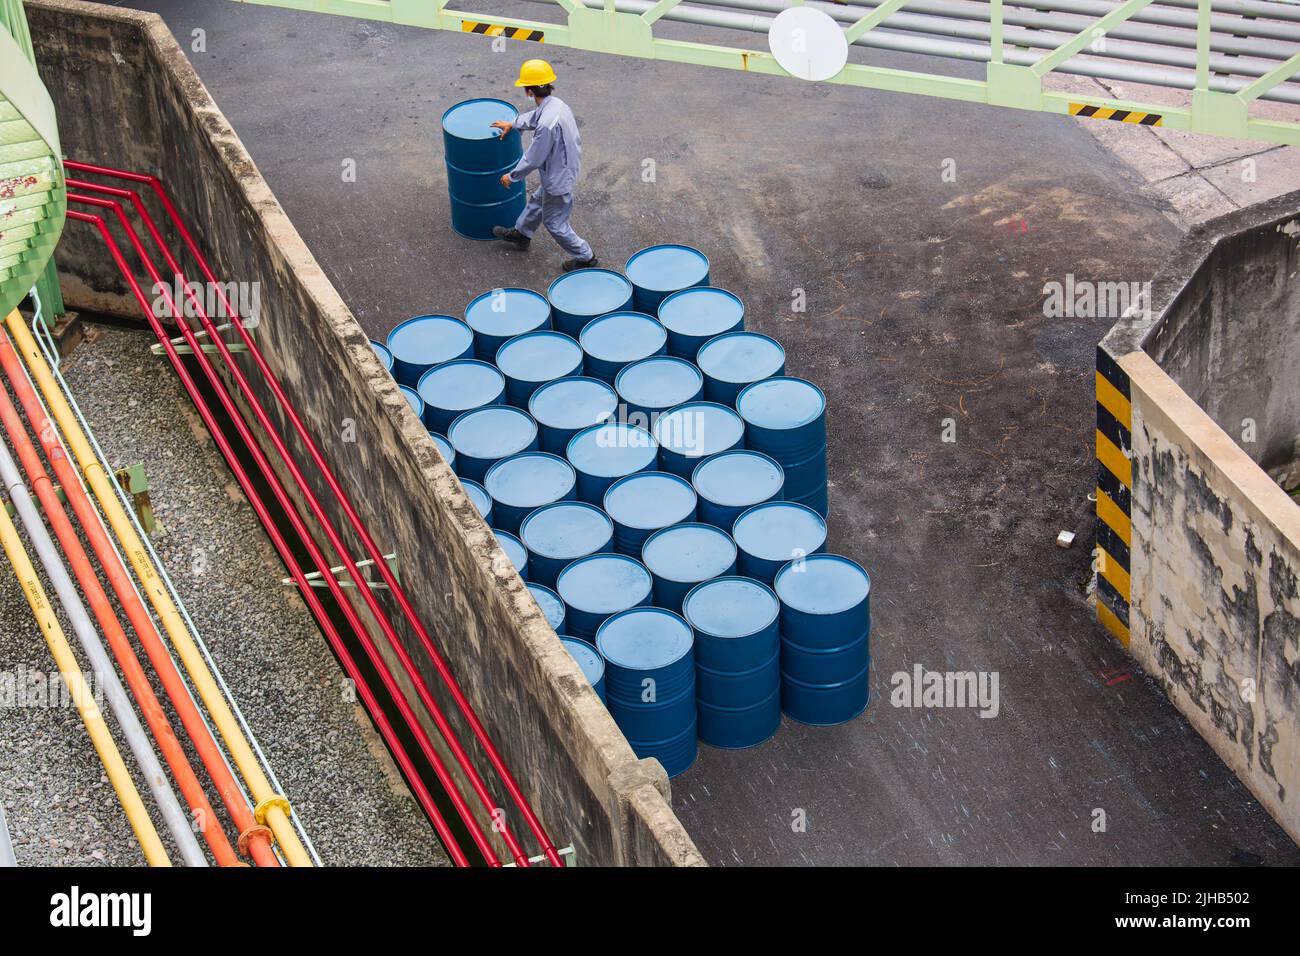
[5,309,312,867]
[0,489,171,866]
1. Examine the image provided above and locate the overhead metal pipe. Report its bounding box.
[1000,0,1300,42]
[1154,0,1300,24]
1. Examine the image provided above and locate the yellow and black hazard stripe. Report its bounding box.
[461,21,545,42]
[1069,103,1162,126]
[1095,345,1133,646]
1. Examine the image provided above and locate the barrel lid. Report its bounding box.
[398,385,424,416]
[520,501,613,559]
[547,269,633,318]
[684,576,780,637]
[370,339,394,372]
[528,584,566,630]
[528,376,618,431]
[603,472,697,531]
[496,331,583,383]
[386,314,473,368]
[596,607,693,670]
[775,554,871,615]
[658,287,744,339]
[697,331,785,385]
[738,377,825,430]
[418,359,505,412]
[429,431,455,467]
[448,406,537,460]
[732,501,827,561]
[691,450,784,507]
[461,479,492,520]
[579,312,666,363]
[624,245,709,293]
[441,98,518,140]
[566,423,658,478]
[559,637,605,686]
[464,288,551,340]
[486,452,576,508]
[642,523,737,584]
[494,530,528,575]
[557,554,652,614]
[615,357,703,412]
[653,402,745,459]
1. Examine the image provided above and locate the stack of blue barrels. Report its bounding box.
[381,174,872,774]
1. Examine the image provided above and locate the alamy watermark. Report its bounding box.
[890,664,1000,718]
[1042,273,1151,321]
[150,278,262,326]
[0,666,105,710]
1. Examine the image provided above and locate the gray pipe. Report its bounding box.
[986,0,1300,42]
[0,438,207,866]
[0,796,15,866]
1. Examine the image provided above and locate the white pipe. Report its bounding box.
[0,438,208,866]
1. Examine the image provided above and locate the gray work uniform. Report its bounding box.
[508,95,592,260]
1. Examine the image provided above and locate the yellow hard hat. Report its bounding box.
[515,59,557,87]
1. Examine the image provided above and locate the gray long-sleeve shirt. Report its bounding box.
[508,95,582,197]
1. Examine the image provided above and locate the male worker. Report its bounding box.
[490,59,598,272]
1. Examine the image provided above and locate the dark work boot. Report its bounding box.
[562,256,599,272]
[492,226,531,250]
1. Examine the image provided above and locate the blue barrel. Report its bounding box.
[657,287,744,360]
[731,501,827,584]
[484,451,577,536]
[652,401,746,479]
[447,405,538,483]
[596,607,697,777]
[528,376,619,456]
[565,422,658,505]
[429,431,456,471]
[495,330,583,408]
[603,471,698,556]
[683,576,781,749]
[624,244,710,316]
[370,340,395,376]
[494,529,529,581]
[398,385,424,421]
[385,314,475,388]
[557,553,653,641]
[641,522,738,614]
[519,501,614,589]
[547,269,634,339]
[460,478,493,526]
[441,98,527,241]
[691,450,785,531]
[737,377,828,517]
[417,359,506,435]
[528,583,566,633]
[614,356,704,427]
[696,331,786,407]
[464,287,552,362]
[560,636,606,703]
[775,554,871,726]
[578,311,667,384]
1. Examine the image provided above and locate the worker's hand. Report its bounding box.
[491,120,514,135]
[500,173,513,189]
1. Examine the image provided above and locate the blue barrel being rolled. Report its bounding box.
[603,471,698,557]
[519,500,614,589]
[494,529,529,582]
[579,311,667,384]
[528,583,566,633]
[731,500,827,585]
[565,422,658,505]
[528,376,619,456]
[737,377,828,517]
[775,554,871,726]
[696,331,785,407]
[653,401,746,479]
[691,450,784,532]
[441,98,527,241]
[547,269,634,339]
[624,244,710,317]
[615,356,704,428]
[683,576,781,749]
[557,553,653,641]
[459,478,493,526]
[385,314,474,388]
[447,405,537,484]
[560,636,606,703]
[418,359,505,435]
[597,607,697,777]
[484,451,576,535]
[641,522,738,614]
[657,287,744,361]
[495,331,583,408]
[464,288,552,363]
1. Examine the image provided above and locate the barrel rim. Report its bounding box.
[526,582,566,629]
[428,431,455,465]
[484,450,577,508]
[690,449,786,507]
[416,358,506,410]
[775,553,872,615]
[595,605,694,671]
[624,243,711,292]
[602,470,698,530]
[557,636,606,684]
[614,354,705,409]
[640,521,739,583]
[696,330,787,384]
[732,500,828,560]
[493,528,529,574]
[447,404,538,460]
[519,500,614,558]
[682,574,781,638]
[546,267,634,317]
[578,310,667,362]
[527,374,619,428]
[459,478,492,519]
[565,421,659,476]
[496,329,584,382]
[652,399,746,454]
[557,552,654,613]
[736,375,827,429]
[657,286,746,336]
[463,286,552,338]
[440,96,519,139]
[369,339,395,372]
[398,384,424,416]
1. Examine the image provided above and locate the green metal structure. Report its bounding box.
[236,0,1300,145]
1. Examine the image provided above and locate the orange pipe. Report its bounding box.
[0,331,279,867]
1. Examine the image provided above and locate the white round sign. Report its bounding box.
[768,7,849,82]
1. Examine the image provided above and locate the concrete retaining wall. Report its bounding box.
[1098,193,1300,845]
[30,0,704,867]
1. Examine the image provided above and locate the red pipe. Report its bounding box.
[67,162,559,865]
[64,206,473,867]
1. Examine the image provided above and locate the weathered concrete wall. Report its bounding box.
[1098,194,1300,844]
[31,0,704,867]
